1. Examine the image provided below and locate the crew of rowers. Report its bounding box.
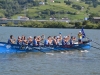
[8,31,83,47]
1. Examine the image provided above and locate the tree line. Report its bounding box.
[5,20,100,29]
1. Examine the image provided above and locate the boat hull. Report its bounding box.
[0,42,91,53]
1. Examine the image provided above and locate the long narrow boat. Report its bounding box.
[0,40,91,53]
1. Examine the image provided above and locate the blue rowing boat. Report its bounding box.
[0,40,91,53]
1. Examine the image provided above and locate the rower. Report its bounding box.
[44,36,52,46]
[56,36,61,45]
[70,36,74,45]
[21,35,28,45]
[33,36,38,46]
[37,36,41,46]
[17,36,22,45]
[62,36,67,46]
[52,36,57,46]
[28,36,33,46]
[48,36,53,45]
[8,35,16,44]
[53,33,62,46]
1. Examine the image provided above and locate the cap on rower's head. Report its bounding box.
[18,36,21,39]
[79,31,81,33]
[56,36,59,39]
[64,36,68,38]
[29,36,33,38]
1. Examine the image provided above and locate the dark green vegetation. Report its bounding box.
[6,20,100,29]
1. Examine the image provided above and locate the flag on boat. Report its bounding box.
[81,27,86,38]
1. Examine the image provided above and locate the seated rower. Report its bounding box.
[8,35,16,44]
[17,36,22,45]
[41,34,45,41]
[56,36,61,45]
[52,36,57,46]
[44,36,52,46]
[62,36,68,46]
[28,36,33,46]
[21,35,28,45]
[48,36,53,46]
[37,36,42,46]
[53,33,62,46]
[33,36,38,46]
[70,36,74,45]
[62,36,72,46]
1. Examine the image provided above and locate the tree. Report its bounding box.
[75,22,82,28]
[6,22,14,26]
[44,0,47,2]
[65,1,72,5]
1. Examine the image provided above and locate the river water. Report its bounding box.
[0,27,100,75]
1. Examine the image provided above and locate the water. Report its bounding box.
[0,27,100,75]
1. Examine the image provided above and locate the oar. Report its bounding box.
[91,46,100,50]
[32,47,46,53]
[86,37,100,46]
[92,41,100,46]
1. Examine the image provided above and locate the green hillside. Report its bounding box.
[0,0,100,20]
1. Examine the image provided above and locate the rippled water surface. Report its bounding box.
[0,27,100,75]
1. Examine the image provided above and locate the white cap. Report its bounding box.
[56,36,59,39]
[66,36,68,38]
[79,31,81,33]
[29,36,33,38]
[63,36,68,38]
[18,36,21,38]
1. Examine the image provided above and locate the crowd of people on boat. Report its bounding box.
[8,31,84,47]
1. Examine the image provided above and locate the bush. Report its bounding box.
[54,1,61,3]
[6,22,15,26]
[75,22,82,28]
[65,1,72,5]
[72,4,82,10]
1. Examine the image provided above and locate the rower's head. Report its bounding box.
[56,36,59,39]
[18,36,21,39]
[54,36,56,39]
[48,36,51,40]
[79,31,82,34]
[29,36,33,39]
[37,36,40,40]
[10,35,13,39]
[34,36,37,39]
[21,35,26,40]
[63,36,67,39]
[71,36,73,39]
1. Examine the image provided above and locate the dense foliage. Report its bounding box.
[5,20,100,29]
[0,0,40,18]
[6,21,69,28]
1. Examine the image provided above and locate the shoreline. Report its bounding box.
[0,26,100,30]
